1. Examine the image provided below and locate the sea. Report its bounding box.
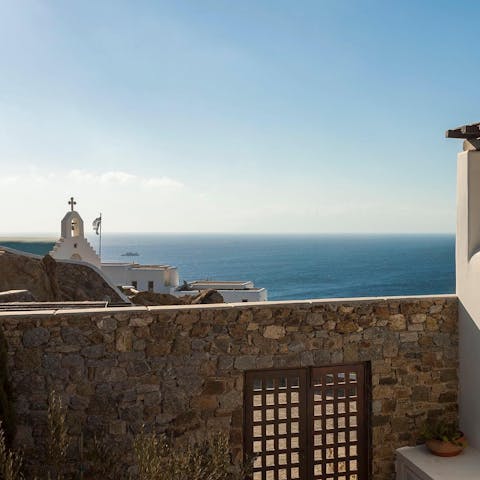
[1,234,455,301]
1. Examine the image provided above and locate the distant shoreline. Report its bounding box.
[0,237,56,242]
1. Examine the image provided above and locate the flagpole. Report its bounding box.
[99,213,102,261]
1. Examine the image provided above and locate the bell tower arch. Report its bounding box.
[50,197,101,268]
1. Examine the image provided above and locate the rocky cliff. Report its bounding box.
[0,249,126,303]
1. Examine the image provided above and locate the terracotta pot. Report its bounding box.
[425,435,467,457]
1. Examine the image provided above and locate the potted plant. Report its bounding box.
[421,419,467,457]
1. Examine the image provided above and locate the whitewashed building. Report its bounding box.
[101,262,179,294]
[176,280,267,303]
[50,198,267,302]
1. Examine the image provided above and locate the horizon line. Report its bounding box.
[0,231,456,239]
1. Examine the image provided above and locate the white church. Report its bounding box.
[50,198,102,268]
[50,198,267,302]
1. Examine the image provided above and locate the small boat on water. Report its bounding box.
[121,251,139,257]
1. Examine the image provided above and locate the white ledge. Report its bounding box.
[0,294,457,318]
[397,445,480,480]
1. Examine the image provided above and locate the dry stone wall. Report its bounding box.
[0,295,458,479]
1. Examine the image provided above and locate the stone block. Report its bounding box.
[372,415,389,426]
[146,340,171,356]
[389,314,406,331]
[203,379,226,395]
[81,344,105,359]
[336,320,357,334]
[439,391,456,403]
[172,336,191,355]
[440,369,457,382]
[234,356,256,371]
[191,322,210,337]
[129,316,153,327]
[115,328,133,352]
[23,327,50,347]
[238,310,253,324]
[217,355,234,371]
[411,386,430,402]
[96,317,117,332]
[410,314,426,324]
[399,332,418,343]
[191,394,218,411]
[61,354,84,369]
[425,317,439,331]
[256,356,274,369]
[263,325,286,339]
[343,343,358,362]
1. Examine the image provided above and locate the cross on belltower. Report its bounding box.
[68,197,76,211]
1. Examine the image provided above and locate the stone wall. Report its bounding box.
[0,295,458,479]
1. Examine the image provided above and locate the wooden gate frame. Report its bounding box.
[244,363,371,480]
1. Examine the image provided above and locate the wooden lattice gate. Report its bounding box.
[244,363,370,480]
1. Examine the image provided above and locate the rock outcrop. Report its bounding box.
[0,249,126,303]
[131,289,224,306]
[189,289,224,304]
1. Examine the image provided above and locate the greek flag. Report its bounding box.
[92,216,102,235]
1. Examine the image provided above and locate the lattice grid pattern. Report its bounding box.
[244,364,368,480]
[245,369,307,480]
[311,365,366,480]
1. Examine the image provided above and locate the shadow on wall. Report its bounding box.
[459,302,480,450]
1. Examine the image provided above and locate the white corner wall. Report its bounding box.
[457,150,480,448]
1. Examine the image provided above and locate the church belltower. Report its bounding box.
[50,197,101,268]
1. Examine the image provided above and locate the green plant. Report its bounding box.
[133,429,164,480]
[0,420,24,480]
[46,391,69,480]
[132,429,251,480]
[0,394,249,480]
[421,419,465,446]
[83,433,126,480]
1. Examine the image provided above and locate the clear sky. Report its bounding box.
[0,0,477,234]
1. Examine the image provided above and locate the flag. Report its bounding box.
[92,216,102,235]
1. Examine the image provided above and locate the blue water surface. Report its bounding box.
[96,234,455,301]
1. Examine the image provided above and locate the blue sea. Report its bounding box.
[2,234,455,301]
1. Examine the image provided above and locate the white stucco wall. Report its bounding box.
[219,288,267,303]
[456,150,480,449]
[101,263,178,294]
[51,238,101,268]
[130,268,167,293]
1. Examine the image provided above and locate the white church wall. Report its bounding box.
[50,202,101,268]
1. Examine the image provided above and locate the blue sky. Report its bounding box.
[0,0,476,234]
